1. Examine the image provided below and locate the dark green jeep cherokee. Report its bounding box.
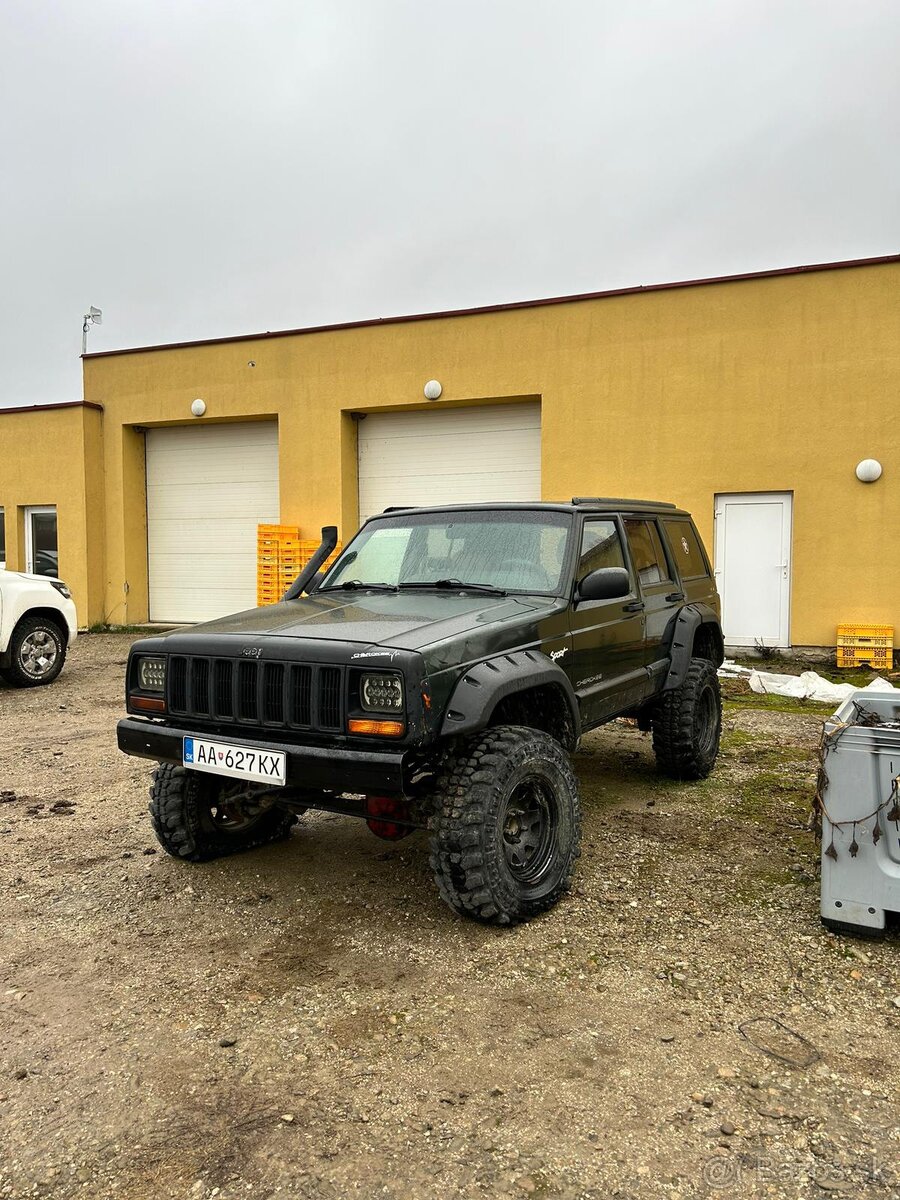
[118,499,723,925]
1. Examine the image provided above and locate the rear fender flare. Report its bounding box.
[440,650,582,744]
[662,604,724,692]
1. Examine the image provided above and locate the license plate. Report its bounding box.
[183,737,286,787]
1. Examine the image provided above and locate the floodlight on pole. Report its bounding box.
[82,306,103,355]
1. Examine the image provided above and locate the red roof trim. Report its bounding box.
[0,400,103,416]
[83,253,900,360]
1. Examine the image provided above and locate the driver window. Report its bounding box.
[578,519,626,579]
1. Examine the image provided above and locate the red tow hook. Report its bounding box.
[366,796,415,841]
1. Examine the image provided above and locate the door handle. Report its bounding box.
[623,600,645,613]
[665,592,685,602]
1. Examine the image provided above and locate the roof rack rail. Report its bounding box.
[571,497,677,509]
[382,505,415,512]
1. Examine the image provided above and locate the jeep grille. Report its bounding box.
[167,656,344,732]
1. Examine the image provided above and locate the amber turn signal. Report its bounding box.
[130,695,167,713]
[347,718,405,737]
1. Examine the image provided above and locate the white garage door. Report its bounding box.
[358,403,541,523]
[146,422,279,623]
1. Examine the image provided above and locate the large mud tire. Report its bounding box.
[430,725,581,926]
[149,763,297,862]
[651,656,721,780]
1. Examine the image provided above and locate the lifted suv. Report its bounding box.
[118,499,723,925]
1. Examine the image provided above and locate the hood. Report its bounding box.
[8,571,63,585]
[155,590,560,653]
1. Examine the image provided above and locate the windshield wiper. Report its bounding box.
[318,580,398,593]
[398,579,507,597]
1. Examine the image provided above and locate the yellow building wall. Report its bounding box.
[0,405,105,625]
[78,260,899,645]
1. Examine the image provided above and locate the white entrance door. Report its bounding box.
[146,422,279,623]
[357,402,541,524]
[714,492,792,648]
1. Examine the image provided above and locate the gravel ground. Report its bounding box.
[1,634,898,1200]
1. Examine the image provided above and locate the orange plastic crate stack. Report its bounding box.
[257,524,302,605]
[257,527,343,605]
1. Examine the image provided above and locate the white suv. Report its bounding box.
[0,570,78,687]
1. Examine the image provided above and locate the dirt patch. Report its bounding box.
[1,634,898,1199]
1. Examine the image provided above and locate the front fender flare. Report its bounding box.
[440,650,582,744]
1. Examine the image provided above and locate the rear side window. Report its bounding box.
[624,519,671,587]
[662,520,709,580]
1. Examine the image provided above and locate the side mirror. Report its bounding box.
[577,567,631,602]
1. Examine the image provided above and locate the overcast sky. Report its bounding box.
[1,0,898,406]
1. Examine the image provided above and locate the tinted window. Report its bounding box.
[578,519,626,578]
[624,519,671,587]
[662,520,709,579]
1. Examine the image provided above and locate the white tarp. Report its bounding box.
[749,671,898,703]
[718,660,898,703]
[718,660,753,678]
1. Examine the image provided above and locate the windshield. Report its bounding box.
[321,510,573,594]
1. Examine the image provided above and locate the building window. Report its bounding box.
[0,508,5,569]
[25,506,59,578]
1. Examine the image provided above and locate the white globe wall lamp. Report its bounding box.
[424,380,442,401]
[855,459,882,483]
[191,398,207,418]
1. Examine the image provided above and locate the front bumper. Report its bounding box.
[117,717,408,794]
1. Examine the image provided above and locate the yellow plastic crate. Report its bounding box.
[257,524,300,537]
[837,646,893,670]
[837,623,893,647]
[258,568,294,582]
[257,546,302,561]
[260,560,301,572]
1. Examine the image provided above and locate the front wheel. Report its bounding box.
[651,656,722,780]
[430,725,581,926]
[149,764,297,861]
[0,615,67,687]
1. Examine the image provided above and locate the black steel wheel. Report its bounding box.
[501,778,558,884]
[430,725,581,925]
[149,764,297,862]
[651,656,722,780]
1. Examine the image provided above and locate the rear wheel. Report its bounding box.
[149,764,297,861]
[651,656,721,780]
[430,725,581,925]
[0,615,67,687]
